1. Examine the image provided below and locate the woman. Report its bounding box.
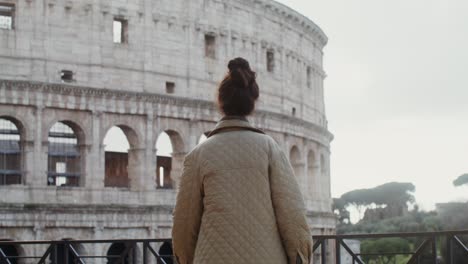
[172,58,312,264]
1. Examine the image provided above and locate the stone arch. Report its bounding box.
[289,145,302,177]
[0,115,26,139]
[155,129,185,189]
[102,124,140,149]
[106,242,140,264]
[0,116,24,185]
[153,117,191,152]
[42,113,90,146]
[164,130,185,154]
[289,146,301,167]
[0,239,26,264]
[46,120,85,187]
[103,125,140,188]
[48,239,86,264]
[290,145,306,196]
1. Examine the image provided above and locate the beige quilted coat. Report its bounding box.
[172,118,312,264]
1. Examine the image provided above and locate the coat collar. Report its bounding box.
[207,116,264,138]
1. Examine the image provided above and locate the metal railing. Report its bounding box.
[0,238,174,264]
[0,230,467,264]
[313,230,468,264]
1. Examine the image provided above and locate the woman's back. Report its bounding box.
[192,124,287,264]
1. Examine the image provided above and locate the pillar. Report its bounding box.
[128,147,150,191]
[170,151,187,190]
[86,110,104,188]
[31,106,46,187]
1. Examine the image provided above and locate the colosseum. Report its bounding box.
[0,0,335,262]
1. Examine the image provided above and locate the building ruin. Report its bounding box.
[0,0,335,262]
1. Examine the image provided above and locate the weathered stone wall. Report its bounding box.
[0,0,335,259]
[0,0,327,126]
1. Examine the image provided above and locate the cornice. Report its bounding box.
[0,79,334,143]
[260,0,328,47]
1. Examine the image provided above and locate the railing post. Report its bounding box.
[64,242,69,264]
[431,236,437,264]
[446,235,453,264]
[133,242,137,264]
[143,241,148,264]
[335,238,341,264]
[321,239,327,264]
[52,243,58,264]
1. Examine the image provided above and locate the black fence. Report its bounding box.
[0,230,467,264]
[0,238,174,264]
[313,230,468,264]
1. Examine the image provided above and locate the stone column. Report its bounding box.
[78,144,90,188]
[171,152,187,190]
[93,224,105,264]
[143,112,156,190]
[128,147,149,191]
[86,111,104,188]
[31,106,46,187]
[21,139,34,185]
[303,153,311,207]
[145,226,157,264]
[310,157,321,210]
[188,119,200,152]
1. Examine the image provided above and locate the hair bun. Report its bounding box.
[228,57,250,72]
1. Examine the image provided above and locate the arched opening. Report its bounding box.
[289,146,302,178]
[0,243,20,264]
[156,132,173,189]
[158,242,173,264]
[155,130,186,189]
[308,150,317,196]
[320,154,326,177]
[47,121,81,187]
[48,241,84,264]
[107,242,135,264]
[103,126,131,188]
[0,117,22,185]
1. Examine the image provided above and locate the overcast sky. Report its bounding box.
[276,0,468,210]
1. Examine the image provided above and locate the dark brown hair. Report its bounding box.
[217,57,259,116]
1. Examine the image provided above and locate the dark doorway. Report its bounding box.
[158,242,173,264]
[48,243,81,264]
[107,242,135,264]
[0,244,19,264]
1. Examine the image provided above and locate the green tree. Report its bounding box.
[333,197,350,224]
[371,182,415,207]
[361,238,411,264]
[340,182,415,222]
[453,173,468,187]
[340,188,374,220]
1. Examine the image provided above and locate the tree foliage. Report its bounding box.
[340,182,415,208]
[333,198,350,224]
[339,182,415,222]
[453,173,468,187]
[337,208,441,235]
[361,238,410,264]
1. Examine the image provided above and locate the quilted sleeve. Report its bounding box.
[268,140,312,264]
[172,152,204,264]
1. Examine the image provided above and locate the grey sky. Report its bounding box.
[277,0,468,209]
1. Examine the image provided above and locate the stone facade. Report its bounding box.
[0,0,335,261]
